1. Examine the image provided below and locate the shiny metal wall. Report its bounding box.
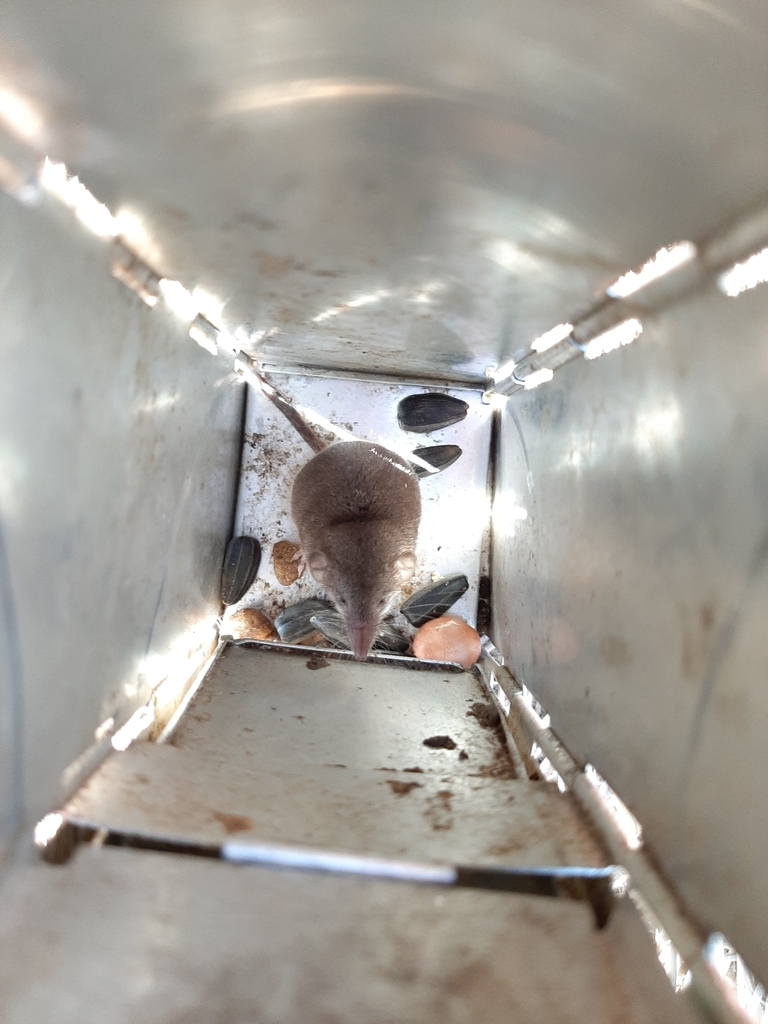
[2,1,768,382]
[492,280,768,981]
[1,0,767,990]
[0,192,243,839]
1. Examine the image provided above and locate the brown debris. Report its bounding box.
[211,810,253,835]
[306,654,330,670]
[273,540,302,585]
[386,780,423,796]
[423,735,457,750]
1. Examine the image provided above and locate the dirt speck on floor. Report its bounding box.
[423,735,457,750]
[386,780,423,796]
[467,702,500,729]
[306,654,330,670]
[211,810,253,834]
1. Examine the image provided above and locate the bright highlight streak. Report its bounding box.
[295,405,358,443]
[313,290,390,322]
[159,278,198,321]
[0,88,44,144]
[607,242,697,298]
[718,246,768,297]
[94,716,115,741]
[113,208,164,268]
[411,281,446,304]
[34,812,64,848]
[584,764,643,850]
[582,318,642,360]
[523,368,554,390]
[489,359,516,384]
[218,79,429,115]
[531,323,573,353]
[111,705,155,751]
[346,290,389,308]
[192,287,226,322]
[40,159,117,237]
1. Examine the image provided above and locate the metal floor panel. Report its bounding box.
[232,374,492,627]
[65,644,604,867]
[0,846,695,1024]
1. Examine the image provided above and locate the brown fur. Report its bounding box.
[291,442,421,659]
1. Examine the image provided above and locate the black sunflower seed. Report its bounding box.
[220,537,262,606]
[410,444,463,478]
[397,393,469,434]
[275,599,334,643]
[401,574,469,627]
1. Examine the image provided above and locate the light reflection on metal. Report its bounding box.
[631,891,693,994]
[39,158,117,238]
[488,239,539,272]
[0,87,45,146]
[33,812,64,848]
[94,717,115,742]
[522,367,554,390]
[111,240,161,307]
[217,78,432,115]
[531,322,573,353]
[159,278,199,321]
[0,154,39,205]
[486,392,507,410]
[492,490,529,541]
[584,764,643,851]
[192,287,226,323]
[313,289,390,323]
[607,242,697,298]
[582,318,643,360]
[189,313,220,355]
[718,246,768,297]
[706,934,768,1021]
[111,705,155,752]
[113,209,164,269]
[531,742,567,792]
[411,280,446,304]
[489,358,516,384]
[139,616,219,697]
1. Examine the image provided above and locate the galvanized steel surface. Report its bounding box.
[65,645,605,868]
[492,282,768,981]
[0,193,243,830]
[0,845,697,1024]
[2,2,768,380]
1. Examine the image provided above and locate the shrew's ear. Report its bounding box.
[308,551,329,583]
[393,551,416,583]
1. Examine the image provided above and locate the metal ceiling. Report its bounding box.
[2,0,767,381]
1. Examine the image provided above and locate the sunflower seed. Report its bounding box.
[410,444,463,477]
[401,574,469,627]
[397,393,469,433]
[275,599,334,643]
[220,536,262,606]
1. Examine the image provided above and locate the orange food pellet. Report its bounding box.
[226,608,279,642]
[412,615,482,668]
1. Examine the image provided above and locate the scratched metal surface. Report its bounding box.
[3,2,768,381]
[0,846,697,1024]
[230,374,492,629]
[492,282,768,980]
[65,644,605,868]
[0,191,243,829]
